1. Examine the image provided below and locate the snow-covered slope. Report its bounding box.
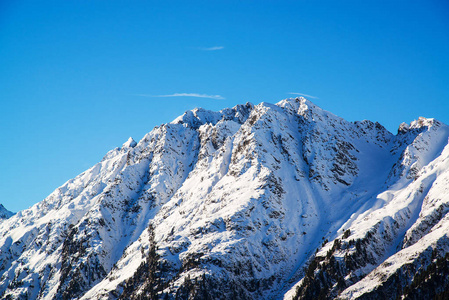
[1,97,448,300]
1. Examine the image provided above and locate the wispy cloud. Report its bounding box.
[135,93,225,100]
[288,92,319,99]
[198,46,224,51]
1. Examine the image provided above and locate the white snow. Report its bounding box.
[1,97,448,299]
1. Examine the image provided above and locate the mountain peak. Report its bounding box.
[398,117,442,134]
[276,96,313,112]
[122,137,137,149]
[276,97,345,127]
[410,116,440,129]
[171,108,222,128]
[0,204,14,219]
[171,102,254,129]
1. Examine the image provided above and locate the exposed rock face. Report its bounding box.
[1,97,448,300]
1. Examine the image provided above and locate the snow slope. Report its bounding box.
[1,97,448,300]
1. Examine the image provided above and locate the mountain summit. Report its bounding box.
[1,97,449,299]
[0,204,13,220]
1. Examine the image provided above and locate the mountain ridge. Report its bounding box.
[1,97,448,299]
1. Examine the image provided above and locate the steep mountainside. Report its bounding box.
[0,204,14,221]
[1,97,448,300]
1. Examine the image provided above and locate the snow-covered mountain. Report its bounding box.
[0,204,14,221]
[1,97,449,300]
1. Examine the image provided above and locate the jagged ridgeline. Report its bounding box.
[1,97,449,299]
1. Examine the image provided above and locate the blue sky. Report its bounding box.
[1,0,449,212]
